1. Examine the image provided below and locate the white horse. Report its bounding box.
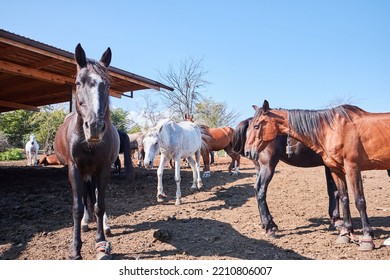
[25,134,39,165]
[143,119,208,205]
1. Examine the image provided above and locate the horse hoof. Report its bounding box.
[69,255,83,260]
[97,252,111,260]
[336,234,351,244]
[105,228,112,236]
[81,224,89,232]
[157,193,167,202]
[175,199,182,205]
[359,237,375,251]
[96,241,111,260]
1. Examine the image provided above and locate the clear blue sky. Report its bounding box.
[2,0,389,125]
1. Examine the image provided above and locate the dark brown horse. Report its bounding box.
[245,100,390,251]
[54,44,119,259]
[232,117,341,237]
[114,129,134,180]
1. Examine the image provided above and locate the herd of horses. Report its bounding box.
[23,45,390,259]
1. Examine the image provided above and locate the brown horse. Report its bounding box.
[245,100,390,251]
[197,125,240,177]
[232,117,341,236]
[54,44,119,259]
[128,131,145,167]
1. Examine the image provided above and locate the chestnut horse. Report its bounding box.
[232,117,341,236]
[245,100,390,251]
[54,44,119,259]
[196,125,240,177]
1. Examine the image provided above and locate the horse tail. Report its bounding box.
[232,118,252,156]
[122,132,135,181]
[198,124,212,154]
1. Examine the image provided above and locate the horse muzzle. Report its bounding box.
[83,120,106,143]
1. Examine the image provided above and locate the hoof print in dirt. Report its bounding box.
[153,229,172,243]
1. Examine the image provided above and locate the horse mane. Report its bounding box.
[287,104,363,144]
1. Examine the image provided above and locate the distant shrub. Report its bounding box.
[0,148,23,161]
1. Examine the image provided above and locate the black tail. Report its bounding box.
[117,129,134,181]
[232,117,252,156]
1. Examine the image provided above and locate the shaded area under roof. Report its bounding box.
[0,29,173,113]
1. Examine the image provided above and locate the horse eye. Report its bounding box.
[254,124,260,130]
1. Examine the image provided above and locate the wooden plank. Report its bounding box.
[30,57,62,69]
[109,71,160,91]
[0,36,75,64]
[0,100,40,111]
[0,60,74,85]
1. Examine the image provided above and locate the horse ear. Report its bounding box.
[75,43,87,69]
[252,105,260,111]
[262,100,270,112]
[100,47,112,68]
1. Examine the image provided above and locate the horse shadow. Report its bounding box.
[109,217,308,260]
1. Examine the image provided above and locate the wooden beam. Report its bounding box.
[0,36,75,64]
[109,89,122,98]
[30,57,62,69]
[0,45,20,58]
[109,71,160,91]
[0,60,74,85]
[0,100,40,111]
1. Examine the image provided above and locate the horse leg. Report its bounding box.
[114,156,121,175]
[255,160,278,237]
[156,154,168,202]
[202,149,211,178]
[68,164,84,260]
[325,166,342,230]
[331,172,354,244]
[173,156,182,205]
[94,169,112,259]
[344,165,374,251]
[186,155,202,191]
[195,150,203,189]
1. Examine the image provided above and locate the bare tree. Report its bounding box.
[132,93,168,129]
[159,57,210,119]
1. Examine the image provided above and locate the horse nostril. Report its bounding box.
[85,122,89,129]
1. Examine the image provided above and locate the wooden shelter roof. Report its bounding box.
[0,29,173,113]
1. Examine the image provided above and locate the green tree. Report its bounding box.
[195,97,240,127]
[29,105,67,152]
[111,108,130,132]
[0,110,35,147]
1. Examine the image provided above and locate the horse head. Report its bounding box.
[142,129,160,169]
[29,134,36,144]
[245,100,281,160]
[74,43,112,144]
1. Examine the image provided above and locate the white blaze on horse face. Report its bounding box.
[88,72,103,117]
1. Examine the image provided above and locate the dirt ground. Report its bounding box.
[1,155,390,260]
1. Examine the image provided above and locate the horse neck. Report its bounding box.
[282,110,325,155]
